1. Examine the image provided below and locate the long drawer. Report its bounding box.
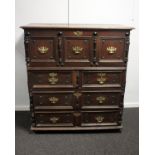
[28,69,125,90]
[34,110,120,127]
[32,90,122,110]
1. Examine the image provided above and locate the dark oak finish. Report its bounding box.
[21,24,133,131]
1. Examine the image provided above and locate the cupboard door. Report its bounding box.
[98,37,125,63]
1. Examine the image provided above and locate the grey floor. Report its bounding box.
[15,108,139,155]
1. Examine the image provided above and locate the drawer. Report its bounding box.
[81,91,122,109]
[81,111,119,127]
[35,112,74,127]
[33,91,75,110]
[29,70,75,89]
[82,70,124,88]
[63,30,92,37]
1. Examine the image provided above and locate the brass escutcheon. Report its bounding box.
[73,92,82,99]
[73,31,83,36]
[96,96,106,104]
[97,73,107,84]
[95,116,104,123]
[107,46,117,54]
[48,73,58,85]
[49,97,59,104]
[50,117,59,123]
[72,46,83,54]
[38,46,49,54]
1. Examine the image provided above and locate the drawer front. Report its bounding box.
[82,71,124,88]
[81,111,119,127]
[29,71,74,89]
[35,112,74,127]
[63,30,92,37]
[81,91,122,109]
[33,92,75,110]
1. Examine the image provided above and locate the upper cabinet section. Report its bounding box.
[22,24,133,67]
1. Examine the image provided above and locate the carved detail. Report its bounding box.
[58,32,63,66]
[125,31,130,63]
[24,32,31,64]
[92,32,98,65]
[30,93,35,127]
[118,110,123,125]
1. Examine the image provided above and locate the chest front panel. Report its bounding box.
[22,24,132,131]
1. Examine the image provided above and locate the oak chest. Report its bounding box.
[21,24,133,131]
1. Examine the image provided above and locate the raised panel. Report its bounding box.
[64,37,92,64]
[98,37,125,62]
[29,37,57,61]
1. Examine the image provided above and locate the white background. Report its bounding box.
[15,0,138,110]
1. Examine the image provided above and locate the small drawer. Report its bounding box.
[81,111,119,127]
[63,30,92,37]
[33,91,75,110]
[81,91,122,109]
[35,112,74,127]
[82,71,124,88]
[29,70,74,89]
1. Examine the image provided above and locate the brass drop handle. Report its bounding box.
[49,97,59,104]
[95,116,104,123]
[97,73,107,84]
[72,46,83,54]
[38,46,49,54]
[96,96,106,104]
[48,73,58,85]
[50,117,59,123]
[107,46,117,54]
